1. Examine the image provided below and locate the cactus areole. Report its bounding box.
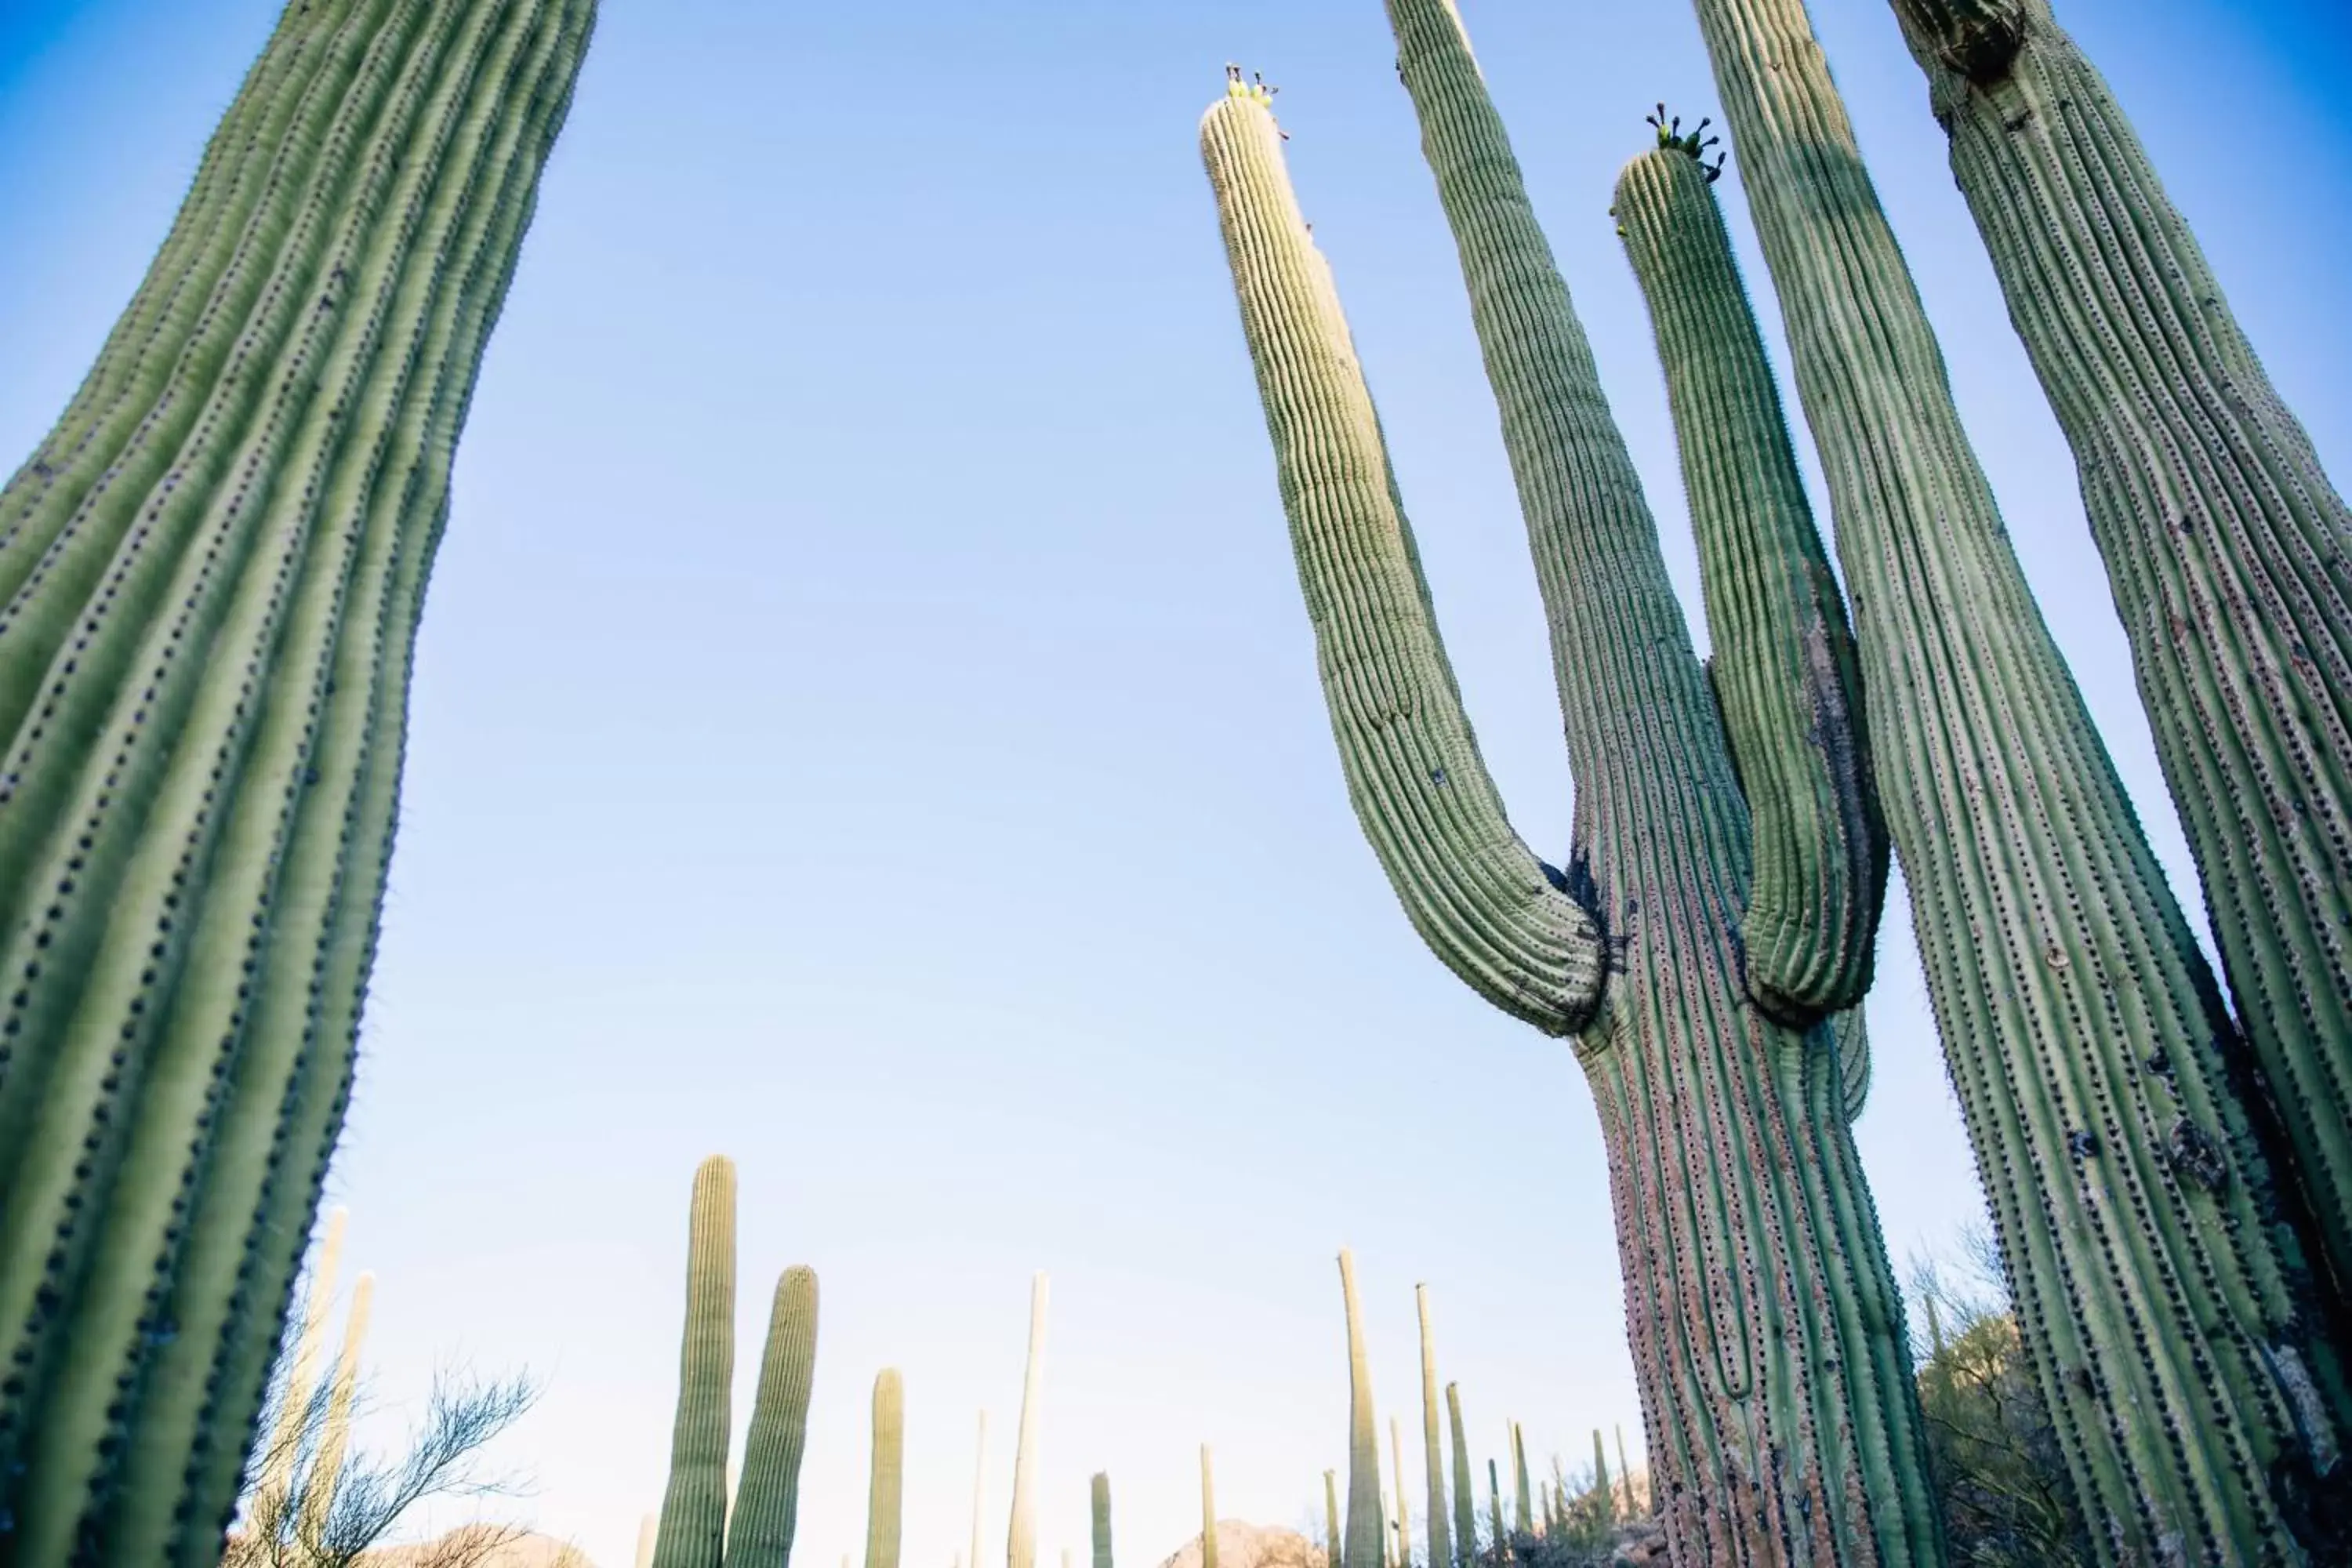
[0,2,593,1560]
[1203,2,1935,1558]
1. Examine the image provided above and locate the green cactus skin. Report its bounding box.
[864,1370,906,1568]
[1335,1252,1384,1568]
[1092,1472,1114,1568]
[1888,0,2352,1331]
[1201,1446,1219,1568]
[1324,1468,1342,1568]
[1508,1425,1529,1540]
[1007,1273,1048,1568]
[1412,1287,1450,1568]
[1590,1432,1613,1532]
[1679,0,2350,1556]
[724,1266,821,1568]
[1205,4,1933,1557]
[0,4,591,1556]
[655,1158,740,1568]
[1834,1007,1871,1124]
[1443,1386,1473,1566]
[1485,1461,1502,1556]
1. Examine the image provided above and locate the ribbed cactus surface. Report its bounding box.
[724,1265,820,1568]
[1679,0,2350,1557]
[655,1158,739,1568]
[1889,0,2352,1325]
[1388,1418,1411,1567]
[1205,2,1933,1556]
[1443,1386,1472,1566]
[1335,1253,1384,1568]
[1413,1287,1450,1568]
[865,1370,906,1568]
[1323,1469,1341,1568]
[1508,1425,1529,1539]
[1007,1273,1048,1568]
[0,3,590,1559]
[1200,1446,1219,1568]
[1092,1471,1114,1568]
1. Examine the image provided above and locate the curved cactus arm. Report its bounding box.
[1612,144,1887,1024]
[1891,0,2352,1322]
[1442,1386,1473,1566]
[725,1266,820,1568]
[863,1370,906,1568]
[1091,1472,1114,1568]
[654,1157,739,1568]
[1335,1252,1385,1568]
[1832,1007,1871,1124]
[1198,93,1605,1036]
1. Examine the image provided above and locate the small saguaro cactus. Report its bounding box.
[299,1270,376,1540]
[1669,0,2352,1553]
[1200,4,1930,1557]
[1007,1273,1049,1568]
[0,2,595,1559]
[1388,1418,1412,1566]
[649,1157,822,1568]
[1336,1253,1384,1568]
[250,1207,350,1524]
[1887,0,2352,1331]
[1323,1470,1341,1568]
[1485,1462,1502,1556]
[865,1371,906,1568]
[1413,1287,1451,1568]
[1092,1472,1114,1568]
[1443,1387,1474,1567]
[1200,1446,1218,1568]
[1508,1425,1530,1540]
[1589,1432,1613,1531]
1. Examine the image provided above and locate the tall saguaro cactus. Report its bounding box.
[0,2,593,1559]
[1203,2,1933,1556]
[1200,1446,1219,1568]
[1886,0,2352,1323]
[651,1158,822,1568]
[1335,1253,1384,1568]
[1092,1472,1114,1568]
[1677,0,2350,1555]
[1413,1287,1450,1568]
[865,1371,906,1568]
[1007,1273,1049,1568]
[1443,1386,1474,1566]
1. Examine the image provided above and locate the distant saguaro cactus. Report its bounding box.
[1200,4,1932,1556]
[1092,1472,1114,1568]
[1389,1418,1412,1567]
[1508,1426,1530,1540]
[865,1371,906,1568]
[1324,1469,1342,1568]
[1676,0,2350,1554]
[1337,1253,1383,1568]
[1590,1432,1613,1531]
[1887,0,2352,1330]
[1414,1287,1450,1568]
[1200,1446,1219,1568]
[1007,1274,1049,1568]
[649,1158,821,1568]
[1443,1387,1474,1566]
[0,3,594,1559]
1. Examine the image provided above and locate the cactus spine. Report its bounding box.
[1443,1386,1473,1565]
[1200,1446,1218,1568]
[1679,0,2349,1555]
[1335,1253,1384,1568]
[0,3,592,1557]
[865,1370,906,1568]
[1092,1472,1113,1568]
[649,1159,822,1568]
[1007,1273,1048,1568]
[1413,1287,1450,1568]
[1323,1469,1342,1568]
[1889,0,2352,1325]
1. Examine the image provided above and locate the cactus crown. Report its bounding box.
[1646,104,1725,182]
[1223,64,1279,111]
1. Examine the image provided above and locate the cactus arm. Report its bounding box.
[1006,1274,1047,1568]
[1611,146,1886,1024]
[1412,1287,1450,1568]
[1335,1252,1385,1568]
[1200,1446,1218,1568]
[863,1370,906,1568]
[1685,0,2350,1554]
[1891,0,2352,1322]
[652,1158,739,1568]
[1091,1472,1113,1568]
[1198,96,1605,1036]
[724,1267,821,1568]
[1832,1007,1870,1124]
[1443,1386,1473,1566]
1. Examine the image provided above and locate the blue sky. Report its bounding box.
[2,0,2348,1564]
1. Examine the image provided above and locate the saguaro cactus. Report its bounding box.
[1200,1446,1219,1568]
[1323,1470,1342,1568]
[1413,1287,1450,1568]
[1675,0,2350,1555]
[1443,1386,1473,1566]
[1203,3,1932,1558]
[251,1207,349,1522]
[865,1370,906,1568]
[1886,0,2352,1323]
[1485,1462,1502,1556]
[1508,1426,1530,1541]
[0,2,593,1559]
[299,1269,375,1540]
[1389,1418,1413,1567]
[1007,1273,1049,1568]
[1336,1253,1384,1568]
[650,1158,822,1568]
[1092,1472,1114,1568]
[970,1413,990,1568]
[1589,1432,1613,1531]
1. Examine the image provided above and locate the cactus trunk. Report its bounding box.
[1443,1386,1474,1565]
[1681,0,2350,1557]
[1007,1273,1048,1568]
[1413,1287,1451,1568]
[1390,1417,1412,1567]
[864,1370,906,1568]
[1889,0,2352,1332]
[0,2,591,1558]
[251,1207,347,1523]
[1590,1432,1613,1531]
[723,1266,820,1568]
[1508,1426,1529,1540]
[1200,1446,1218,1568]
[1324,1469,1342,1568]
[1486,1461,1502,1556]
[298,1269,374,1541]
[970,1412,989,1568]
[655,1159,739,1568]
[1092,1472,1113,1568]
[1336,1252,1385,1568]
[1205,5,1933,1559]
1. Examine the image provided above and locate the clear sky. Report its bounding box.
[2,0,2347,1564]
